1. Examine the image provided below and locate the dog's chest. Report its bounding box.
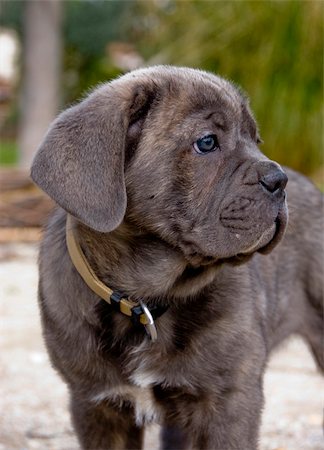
[91,332,195,425]
[91,369,162,426]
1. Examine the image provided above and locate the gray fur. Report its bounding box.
[31,66,323,450]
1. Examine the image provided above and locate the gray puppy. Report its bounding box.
[31,66,323,450]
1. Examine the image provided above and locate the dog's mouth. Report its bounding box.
[238,215,281,256]
[226,203,288,264]
[255,203,288,255]
[180,203,288,268]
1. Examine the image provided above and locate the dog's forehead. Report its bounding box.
[178,73,242,118]
[122,65,243,114]
[181,70,241,107]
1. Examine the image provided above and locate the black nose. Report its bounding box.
[260,167,288,194]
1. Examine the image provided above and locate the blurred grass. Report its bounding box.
[0,141,18,166]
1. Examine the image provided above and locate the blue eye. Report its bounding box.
[194,134,220,154]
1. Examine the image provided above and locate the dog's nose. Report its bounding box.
[259,166,288,194]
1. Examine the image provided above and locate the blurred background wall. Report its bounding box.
[0,0,323,178]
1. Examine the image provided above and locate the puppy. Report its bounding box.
[31,66,323,450]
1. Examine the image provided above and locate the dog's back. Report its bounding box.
[265,168,323,369]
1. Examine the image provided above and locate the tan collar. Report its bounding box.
[65,215,160,340]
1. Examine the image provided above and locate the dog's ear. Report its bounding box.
[31,77,156,232]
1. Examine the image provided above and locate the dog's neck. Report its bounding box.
[76,219,219,306]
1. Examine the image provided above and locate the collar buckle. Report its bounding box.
[140,300,158,342]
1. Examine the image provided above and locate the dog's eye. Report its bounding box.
[193,134,220,154]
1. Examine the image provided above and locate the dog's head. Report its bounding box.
[31,66,288,265]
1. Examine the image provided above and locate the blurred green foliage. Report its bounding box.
[0,0,323,175]
[0,141,18,165]
[62,0,133,102]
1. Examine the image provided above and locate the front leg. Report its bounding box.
[192,387,264,450]
[70,392,144,450]
[157,382,264,450]
[160,426,192,450]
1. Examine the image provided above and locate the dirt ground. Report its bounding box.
[0,242,323,450]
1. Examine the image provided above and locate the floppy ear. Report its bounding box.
[31,78,155,232]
